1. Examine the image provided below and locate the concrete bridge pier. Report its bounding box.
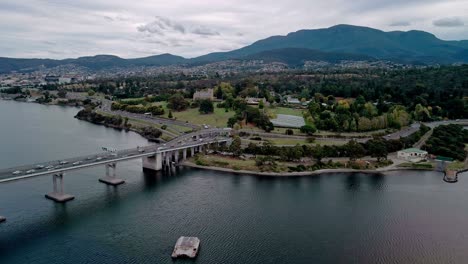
[45,173,75,203]
[142,153,162,172]
[165,151,172,170]
[99,163,125,186]
[183,148,187,160]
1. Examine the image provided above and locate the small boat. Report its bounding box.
[171,236,200,258]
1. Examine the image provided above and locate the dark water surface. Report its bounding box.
[1,100,468,264]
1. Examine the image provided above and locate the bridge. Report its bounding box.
[0,128,232,223]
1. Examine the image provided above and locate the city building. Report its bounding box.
[193,88,213,101]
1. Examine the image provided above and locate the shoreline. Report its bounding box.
[74,115,164,142]
[180,161,435,177]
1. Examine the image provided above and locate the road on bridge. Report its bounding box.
[0,128,231,183]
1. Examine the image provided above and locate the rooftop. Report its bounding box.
[400,148,428,154]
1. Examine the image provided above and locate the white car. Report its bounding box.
[72,161,82,166]
[12,170,22,175]
[60,161,68,165]
[36,165,45,169]
[45,165,54,169]
[26,169,36,174]
[96,157,103,161]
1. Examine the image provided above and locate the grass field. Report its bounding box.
[192,154,297,172]
[267,106,305,117]
[448,161,465,170]
[242,137,346,146]
[171,103,235,127]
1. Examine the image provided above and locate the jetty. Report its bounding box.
[171,236,200,258]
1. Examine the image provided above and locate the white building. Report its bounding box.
[397,148,428,162]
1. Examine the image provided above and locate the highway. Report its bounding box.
[99,99,200,132]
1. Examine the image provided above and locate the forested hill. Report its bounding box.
[1,24,468,73]
[195,24,468,64]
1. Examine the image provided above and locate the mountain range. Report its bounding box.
[1,24,468,73]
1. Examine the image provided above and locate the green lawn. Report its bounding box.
[171,103,235,127]
[267,106,305,117]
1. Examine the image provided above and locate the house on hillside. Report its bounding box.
[245,97,269,106]
[397,148,428,162]
[193,88,213,101]
[285,96,310,107]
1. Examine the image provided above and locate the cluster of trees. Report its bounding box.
[139,127,163,140]
[242,138,389,162]
[75,108,130,128]
[0,87,22,94]
[228,104,274,132]
[423,124,468,161]
[75,108,162,140]
[305,95,411,132]
[111,102,165,115]
[167,94,189,111]
[36,91,57,104]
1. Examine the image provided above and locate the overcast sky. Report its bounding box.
[1,0,467,59]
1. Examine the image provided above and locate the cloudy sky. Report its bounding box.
[1,0,467,59]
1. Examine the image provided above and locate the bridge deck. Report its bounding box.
[0,128,231,183]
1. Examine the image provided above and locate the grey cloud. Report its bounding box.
[137,16,186,35]
[389,21,411,27]
[191,27,220,36]
[433,17,465,27]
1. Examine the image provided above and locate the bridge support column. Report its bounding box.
[142,153,162,172]
[174,150,179,163]
[183,148,187,160]
[99,163,125,186]
[45,173,75,203]
[165,151,171,169]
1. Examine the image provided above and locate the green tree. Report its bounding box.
[345,140,365,161]
[57,90,67,98]
[199,99,214,114]
[168,110,173,119]
[300,124,317,135]
[87,89,96,96]
[311,145,325,164]
[229,136,242,156]
[258,100,264,110]
[367,138,388,161]
[167,93,189,111]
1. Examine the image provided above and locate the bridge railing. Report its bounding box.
[0,129,231,180]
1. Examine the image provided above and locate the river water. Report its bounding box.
[1,100,468,264]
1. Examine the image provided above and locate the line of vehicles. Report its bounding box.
[10,153,122,176]
[9,131,226,176]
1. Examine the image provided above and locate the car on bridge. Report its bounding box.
[26,169,36,174]
[60,161,69,165]
[12,170,22,175]
[72,161,82,166]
